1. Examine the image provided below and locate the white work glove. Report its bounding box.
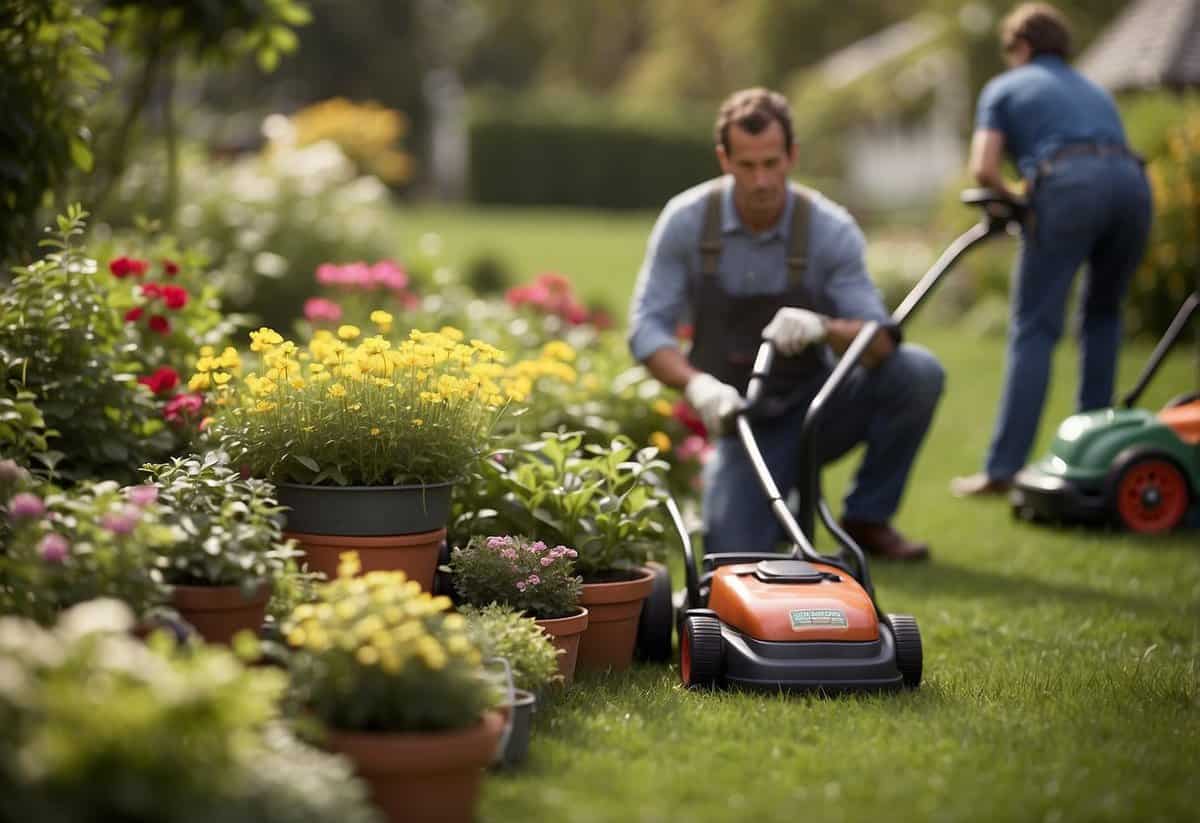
[684,373,744,437]
[762,307,828,355]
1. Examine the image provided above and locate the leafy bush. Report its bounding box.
[0,1,106,264]
[283,553,497,732]
[0,477,176,624]
[142,451,300,590]
[449,534,582,620]
[451,432,669,580]
[0,207,175,482]
[0,598,381,823]
[1133,105,1200,336]
[462,603,562,693]
[468,94,715,209]
[109,134,399,333]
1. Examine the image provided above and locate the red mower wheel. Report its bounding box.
[680,614,723,689]
[1114,457,1190,534]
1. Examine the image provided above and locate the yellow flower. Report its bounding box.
[254,401,277,413]
[356,646,380,666]
[309,363,326,374]
[188,372,211,391]
[338,551,362,578]
[337,324,361,341]
[199,345,215,357]
[250,327,284,352]
[218,347,241,369]
[287,627,307,647]
[212,371,232,386]
[440,325,464,342]
[541,340,576,362]
[652,398,673,417]
[370,310,393,327]
[370,427,382,436]
[411,418,423,427]
[289,377,306,390]
[328,383,347,399]
[650,431,671,452]
[195,356,215,373]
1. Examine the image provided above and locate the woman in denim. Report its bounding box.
[951,3,1152,498]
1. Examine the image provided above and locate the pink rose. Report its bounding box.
[304,297,343,324]
[38,533,70,563]
[526,574,540,586]
[126,485,159,507]
[8,492,45,521]
[515,580,527,592]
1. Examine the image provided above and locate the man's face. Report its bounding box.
[717,120,796,216]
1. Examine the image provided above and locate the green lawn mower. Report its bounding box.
[1011,290,1200,533]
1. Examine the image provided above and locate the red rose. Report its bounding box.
[163,259,180,276]
[109,257,133,278]
[140,283,163,300]
[148,315,170,335]
[129,259,148,277]
[162,285,189,310]
[137,366,180,396]
[124,307,144,323]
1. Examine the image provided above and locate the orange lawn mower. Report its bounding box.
[664,189,1028,691]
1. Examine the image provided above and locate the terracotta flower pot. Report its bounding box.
[276,482,453,591]
[326,711,504,823]
[170,582,270,645]
[285,528,446,591]
[534,607,589,685]
[577,567,655,672]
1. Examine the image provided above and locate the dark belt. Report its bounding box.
[1035,142,1144,180]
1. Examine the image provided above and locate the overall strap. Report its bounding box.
[699,180,724,277]
[786,185,811,287]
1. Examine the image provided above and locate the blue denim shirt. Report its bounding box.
[627,177,890,363]
[975,55,1127,181]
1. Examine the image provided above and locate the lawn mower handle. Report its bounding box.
[1121,290,1199,408]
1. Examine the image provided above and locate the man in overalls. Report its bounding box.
[627,87,944,561]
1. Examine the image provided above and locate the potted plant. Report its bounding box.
[0,598,382,823]
[461,603,562,767]
[0,476,176,626]
[453,431,670,671]
[142,451,302,644]
[202,322,521,589]
[448,534,588,684]
[283,552,503,823]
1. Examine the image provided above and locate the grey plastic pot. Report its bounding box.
[275,482,453,536]
[497,689,536,768]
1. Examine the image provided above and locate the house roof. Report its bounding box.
[1077,0,1200,92]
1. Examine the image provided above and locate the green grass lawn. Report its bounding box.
[414,206,1200,822]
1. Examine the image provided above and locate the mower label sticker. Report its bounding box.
[789,609,847,630]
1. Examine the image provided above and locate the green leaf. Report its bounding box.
[68,137,93,172]
[293,454,320,472]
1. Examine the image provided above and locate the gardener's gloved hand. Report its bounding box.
[684,372,744,438]
[762,307,828,355]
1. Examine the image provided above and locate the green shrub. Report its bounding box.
[468,95,716,208]
[0,599,381,823]
[462,603,562,693]
[0,207,174,483]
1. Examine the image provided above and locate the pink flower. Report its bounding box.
[540,556,554,567]
[526,574,540,586]
[303,297,343,324]
[126,484,158,507]
[164,392,204,425]
[38,533,69,563]
[528,540,546,554]
[515,580,527,592]
[100,507,141,535]
[315,263,341,286]
[566,549,578,559]
[501,548,517,560]
[676,434,709,462]
[369,260,409,291]
[486,535,512,550]
[8,492,45,521]
[0,459,25,484]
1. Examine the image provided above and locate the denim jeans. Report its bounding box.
[984,153,1152,480]
[702,344,945,553]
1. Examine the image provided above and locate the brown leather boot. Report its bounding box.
[840,518,930,562]
[949,473,1013,498]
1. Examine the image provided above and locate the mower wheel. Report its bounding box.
[1112,456,1190,534]
[635,561,674,662]
[887,614,922,689]
[680,614,723,689]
